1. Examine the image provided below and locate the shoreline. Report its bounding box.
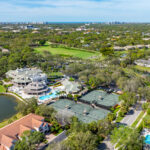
[0,92,25,103]
[0,93,24,126]
[0,113,23,128]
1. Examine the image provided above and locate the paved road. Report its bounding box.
[120,102,143,126]
[120,107,142,126]
[99,102,144,150]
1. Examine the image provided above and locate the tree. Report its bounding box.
[16,98,38,115]
[142,103,149,111]
[14,131,45,150]
[39,39,46,46]
[100,46,114,56]
[35,105,55,119]
[46,142,68,150]
[107,113,116,122]
[51,119,62,133]
[64,131,98,150]
[143,115,150,128]
[111,127,143,150]
[55,110,74,126]
[74,94,79,101]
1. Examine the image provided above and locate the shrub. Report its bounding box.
[107,113,116,122]
[0,81,3,85]
[12,115,17,120]
[4,84,13,88]
[69,77,75,81]
[119,111,125,117]
[74,95,79,101]
[4,78,10,82]
[142,103,149,110]
[67,94,73,99]
[8,119,13,124]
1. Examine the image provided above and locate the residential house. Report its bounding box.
[0,114,50,150]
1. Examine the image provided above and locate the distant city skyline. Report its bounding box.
[0,0,150,22]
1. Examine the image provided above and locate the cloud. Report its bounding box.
[0,0,150,22]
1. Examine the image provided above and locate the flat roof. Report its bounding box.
[80,90,119,107]
[50,99,110,123]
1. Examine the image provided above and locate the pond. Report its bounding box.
[0,95,18,122]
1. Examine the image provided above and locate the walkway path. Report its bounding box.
[38,131,67,150]
[99,137,114,150]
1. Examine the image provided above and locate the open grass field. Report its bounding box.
[49,72,63,77]
[131,111,145,128]
[0,85,6,93]
[134,65,150,72]
[35,45,100,59]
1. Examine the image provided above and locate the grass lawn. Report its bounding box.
[35,45,100,59]
[49,72,63,77]
[134,65,150,72]
[131,111,145,128]
[0,85,6,93]
[116,116,124,122]
[0,113,23,128]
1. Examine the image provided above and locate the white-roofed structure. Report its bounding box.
[55,78,82,94]
[24,81,49,96]
[6,68,49,98]
[6,68,47,87]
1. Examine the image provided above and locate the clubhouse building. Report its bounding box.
[6,68,47,87]
[6,68,49,98]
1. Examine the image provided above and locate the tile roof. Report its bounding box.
[1,135,14,149]
[0,113,44,150]
[19,125,33,137]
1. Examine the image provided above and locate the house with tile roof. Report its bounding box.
[0,114,50,150]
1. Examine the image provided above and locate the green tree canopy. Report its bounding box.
[111,126,143,150]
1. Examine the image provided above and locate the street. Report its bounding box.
[120,106,142,126]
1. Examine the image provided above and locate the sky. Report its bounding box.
[0,0,150,22]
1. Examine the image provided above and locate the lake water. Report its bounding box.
[0,95,17,122]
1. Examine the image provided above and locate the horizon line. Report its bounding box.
[1,21,150,24]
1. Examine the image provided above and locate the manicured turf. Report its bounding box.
[0,113,23,128]
[0,85,6,93]
[134,65,150,72]
[116,116,124,122]
[131,111,145,128]
[49,72,63,77]
[35,46,100,59]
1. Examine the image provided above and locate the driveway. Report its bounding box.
[98,137,114,150]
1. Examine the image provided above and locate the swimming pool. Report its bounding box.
[145,135,150,144]
[39,91,58,101]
